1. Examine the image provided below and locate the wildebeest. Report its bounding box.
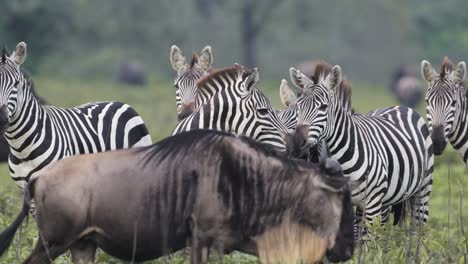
[116,61,147,86]
[390,65,423,108]
[0,130,354,264]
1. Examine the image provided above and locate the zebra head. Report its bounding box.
[285,65,342,157]
[170,45,213,121]
[421,57,466,155]
[0,42,27,133]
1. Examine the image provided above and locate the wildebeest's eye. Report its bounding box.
[257,108,269,115]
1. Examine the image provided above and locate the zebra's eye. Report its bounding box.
[319,104,328,111]
[451,100,456,107]
[174,83,179,89]
[14,80,19,87]
[257,108,269,115]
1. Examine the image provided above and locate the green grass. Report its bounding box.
[0,76,466,263]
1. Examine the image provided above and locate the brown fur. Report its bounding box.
[310,61,333,84]
[1,48,8,64]
[440,56,454,79]
[190,53,199,68]
[255,217,329,264]
[312,60,352,112]
[196,65,244,89]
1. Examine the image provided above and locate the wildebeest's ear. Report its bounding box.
[450,61,466,84]
[324,65,342,92]
[198,46,213,71]
[289,67,311,91]
[170,45,185,71]
[279,79,297,107]
[421,60,437,83]
[10,42,27,66]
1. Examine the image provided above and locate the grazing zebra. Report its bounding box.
[421,57,468,162]
[0,42,152,188]
[170,45,213,121]
[285,62,434,227]
[172,65,289,151]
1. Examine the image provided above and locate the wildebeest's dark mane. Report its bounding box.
[440,56,454,79]
[138,130,314,173]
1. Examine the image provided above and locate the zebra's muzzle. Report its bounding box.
[431,126,447,155]
[286,125,310,157]
[178,102,195,121]
[0,105,9,133]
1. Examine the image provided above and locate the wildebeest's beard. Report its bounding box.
[326,187,355,262]
[431,125,447,155]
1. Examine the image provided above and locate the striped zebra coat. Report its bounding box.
[286,62,434,225]
[0,42,152,188]
[170,45,213,121]
[172,65,289,151]
[421,57,468,164]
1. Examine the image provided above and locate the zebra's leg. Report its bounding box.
[410,181,432,226]
[381,206,391,224]
[354,208,365,240]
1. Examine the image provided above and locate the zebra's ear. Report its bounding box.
[289,67,311,91]
[170,45,185,72]
[198,46,213,71]
[279,79,297,107]
[11,42,27,66]
[450,61,466,84]
[421,60,437,83]
[245,68,260,91]
[324,65,342,91]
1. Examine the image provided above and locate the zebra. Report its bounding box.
[170,45,213,121]
[421,57,468,162]
[285,61,434,227]
[172,64,290,151]
[0,42,152,189]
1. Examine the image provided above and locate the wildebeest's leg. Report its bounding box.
[70,239,97,264]
[23,237,68,264]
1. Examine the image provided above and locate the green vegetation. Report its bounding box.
[0,76,466,263]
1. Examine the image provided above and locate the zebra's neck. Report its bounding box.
[4,81,46,151]
[324,103,362,170]
[448,93,468,163]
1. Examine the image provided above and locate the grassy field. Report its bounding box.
[0,75,466,263]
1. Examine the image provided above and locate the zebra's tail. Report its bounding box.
[0,177,36,257]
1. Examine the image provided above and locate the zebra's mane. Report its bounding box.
[311,61,352,112]
[196,65,243,91]
[19,68,47,105]
[1,47,8,63]
[190,52,198,68]
[440,56,454,79]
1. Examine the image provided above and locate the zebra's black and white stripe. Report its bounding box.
[286,62,434,226]
[421,57,468,163]
[0,42,152,188]
[172,65,289,151]
[170,45,213,121]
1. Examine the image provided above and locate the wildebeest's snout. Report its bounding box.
[431,125,447,155]
[0,105,9,133]
[178,102,195,121]
[286,125,309,157]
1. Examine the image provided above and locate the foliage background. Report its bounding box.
[0,0,467,263]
